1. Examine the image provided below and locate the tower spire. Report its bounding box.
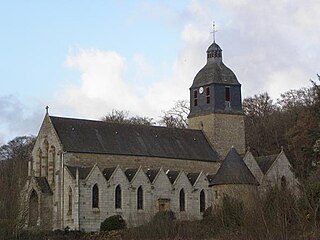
[210,22,217,43]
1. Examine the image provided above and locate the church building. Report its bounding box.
[21,39,299,232]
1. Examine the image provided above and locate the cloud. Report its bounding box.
[56,0,320,122]
[216,0,320,98]
[0,95,42,143]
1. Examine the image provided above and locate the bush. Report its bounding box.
[221,195,244,227]
[151,210,175,224]
[100,215,126,232]
[202,206,213,220]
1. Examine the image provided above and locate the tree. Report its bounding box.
[102,109,155,126]
[159,100,189,128]
[243,93,284,156]
[0,136,35,238]
[243,77,320,179]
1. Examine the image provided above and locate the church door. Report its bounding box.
[158,199,170,212]
[29,190,39,227]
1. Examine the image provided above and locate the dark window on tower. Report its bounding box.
[200,190,205,213]
[206,87,210,104]
[225,86,230,102]
[92,184,99,208]
[137,186,143,210]
[193,90,198,106]
[68,187,72,214]
[179,189,185,211]
[115,185,122,209]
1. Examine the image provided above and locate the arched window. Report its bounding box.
[42,140,49,177]
[92,184,99,208]
[115,185,122,209]
[200,190,205,213]
[68,187,72,214]
[281,176,287,189]
[37,148,42,177]
[29,190,39,226]
[137,186,143,210]
[179,189,185,212]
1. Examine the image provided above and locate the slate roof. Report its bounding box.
[192,62,239,88]
[124,168,139,182]
[207,42,222,52]
[66,166,92,179]
[102,167,117,181]
[206,174,216,183]
[145,168,160,183]
[187,172,200,186]
[209,148,259,186]
[256,154,278,174]
[35,177,52,194]
[50,116,219,161]
[166,170,180,184]
[192,42,239,88]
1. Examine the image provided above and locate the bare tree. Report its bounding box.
[159,100,189,128]
[0,136,35,238]
[102,109,155,126]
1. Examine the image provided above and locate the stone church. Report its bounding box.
[22,40,299,232]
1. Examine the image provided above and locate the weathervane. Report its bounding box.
[210,22,217,43]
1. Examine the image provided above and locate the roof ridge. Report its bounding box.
[49,115,203,133]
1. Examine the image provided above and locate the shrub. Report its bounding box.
[100,215,126,232]
[151,210,175,224]
[202,206,213,220]
[221,195,244,227]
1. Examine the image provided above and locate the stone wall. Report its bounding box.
[64,152,220,176]
[262,151,300,195]
[211,184,258,210]
[62,165,213,232]
[189,113,246,158]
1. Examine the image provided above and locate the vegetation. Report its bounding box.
[0,76,320,239]
[243,75,320,179]
[100,215,126,232]
[0,136,35,239]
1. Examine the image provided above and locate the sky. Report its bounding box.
[0,0,319,144]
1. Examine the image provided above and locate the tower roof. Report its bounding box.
[209,148,259,186]
[191,42,240,88]
[207,42,222,52]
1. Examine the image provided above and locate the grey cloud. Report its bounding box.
[0,95,43,142]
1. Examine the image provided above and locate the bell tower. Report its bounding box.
[188,41,245,158]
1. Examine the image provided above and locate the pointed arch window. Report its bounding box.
[115,185,122,209]
[68,187,73,214]
[137,186,143,210]
[42,140,49,177]
[92,184,99,208]
[179,189,185,212]
[200,190,205,213]
[28,190,39,227]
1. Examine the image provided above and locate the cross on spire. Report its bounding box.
[210,22,217,43]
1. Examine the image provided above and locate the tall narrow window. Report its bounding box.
[225,86,230,102]
[193,90,198,106]
[137,186,143,210]
[179,189,185,212]
[92,184,99,208]
[68,187,73,214]
[206,87,210,104]
[28,190,39,227]
[200,190,205,213]
[115,185,122,209]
